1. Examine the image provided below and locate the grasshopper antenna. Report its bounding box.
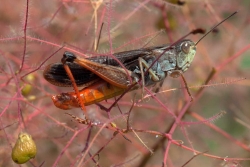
[95,22,104,51]
[195,11,237,46]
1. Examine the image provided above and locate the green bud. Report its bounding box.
[12,132,37,164]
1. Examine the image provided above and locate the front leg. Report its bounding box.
[138,57,165,97]
[167,70,193,101]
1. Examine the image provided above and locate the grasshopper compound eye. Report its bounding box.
[181,42,191,54]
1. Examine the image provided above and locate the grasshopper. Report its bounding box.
[43,12,236,110]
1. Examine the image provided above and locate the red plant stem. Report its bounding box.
[171,140,250,161]
[107,0,113,52]
[162,44,250,165]
[161,5,173,43]
[0,118,13,153]
[21,46,64,79]
[0,93,17,118]
[216,44,250,72]
[163,100,191,166]
[144,87,176,118]
[1,53,24,129]
[189,111,250,152]
[71,128,93,166]
[52,126,90,167]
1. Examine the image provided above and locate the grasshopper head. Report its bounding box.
[176,39,196,73]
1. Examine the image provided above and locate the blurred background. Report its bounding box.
[0,0,250,166]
